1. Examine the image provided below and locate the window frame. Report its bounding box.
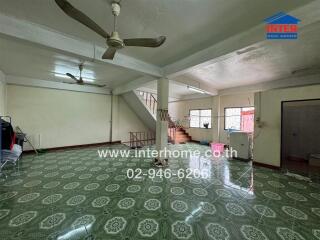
[189,108,212,129]
[224,106,254,130]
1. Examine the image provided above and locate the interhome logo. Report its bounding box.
[264,12,301,40]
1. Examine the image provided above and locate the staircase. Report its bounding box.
[168,127,192,144]
[122,90,191,144]
[122,91,156,131]
[137,90,191,144]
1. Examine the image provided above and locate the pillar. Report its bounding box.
[110,94,119,142]
[156,78,169,162]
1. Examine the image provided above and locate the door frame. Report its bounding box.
[280,98,320,169]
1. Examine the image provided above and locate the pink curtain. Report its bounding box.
[241,110,254,132]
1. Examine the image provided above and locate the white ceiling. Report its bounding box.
[173,22,320,91]
[0,37,141,88]
[0,0,312,66]
[0,0,318,97]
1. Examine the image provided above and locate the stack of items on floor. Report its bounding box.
[309,154,320,167]
[1,117,23,171]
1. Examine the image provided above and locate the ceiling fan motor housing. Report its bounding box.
[111,2,121,16]
[107,31,124,49]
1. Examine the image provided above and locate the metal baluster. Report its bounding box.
[135,132,137,148]
[152,95,155,114]
[149,93,151,109]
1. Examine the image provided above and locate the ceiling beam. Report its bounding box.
[163,1,320,78]
[172,78,218,96]
[0,13,163,78]
[6,75,111,95]
[113,76,219,96]
[113,76,158,95]
[135,80,217,100]
[218,73,320,96]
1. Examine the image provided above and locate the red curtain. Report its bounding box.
[241,110,254,132]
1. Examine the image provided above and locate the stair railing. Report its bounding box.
[168,116,186,143]
[129,132,155,149]
[136,90,189,144]
[137,90,157,115]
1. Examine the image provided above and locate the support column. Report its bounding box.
[156,78,169,164]
[212,95,220,142]
[110,94,119,142]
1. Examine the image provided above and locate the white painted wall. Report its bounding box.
[168,92,254,143]
[0,70,7,115]
[219,93,254,144]
[112,95,152,143]
[169,97,214,142]
[254,84,320,167]
[7,85,149,150]
[122,91,156,131]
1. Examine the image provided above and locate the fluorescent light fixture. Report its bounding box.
[54,73,95,82]
[187,86,206,94]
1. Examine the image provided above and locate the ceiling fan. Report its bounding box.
[63,64,106,87]
[55,0,167,60]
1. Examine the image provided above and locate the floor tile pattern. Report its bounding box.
[0,143,319,239]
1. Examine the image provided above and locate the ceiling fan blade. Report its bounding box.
[102,48,117,60]
[55,0,110,39]
[66,73,78,81]
[84,82,106,88]
[123,36,166,48]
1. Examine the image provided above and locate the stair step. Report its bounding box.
[168,126,192,144]
[175,133,189,137]
[174,140,190,144]
[174,137,191,141]
[172,135,190,138]
[173,130,188,134]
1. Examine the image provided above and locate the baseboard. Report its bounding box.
[233,157,251,162]
[287,156,308,162]
[253,161,281,170]
[23,141,122,154]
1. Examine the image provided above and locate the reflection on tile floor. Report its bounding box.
[0,143,319,240]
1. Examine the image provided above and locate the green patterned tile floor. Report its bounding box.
[0,143,319,240]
